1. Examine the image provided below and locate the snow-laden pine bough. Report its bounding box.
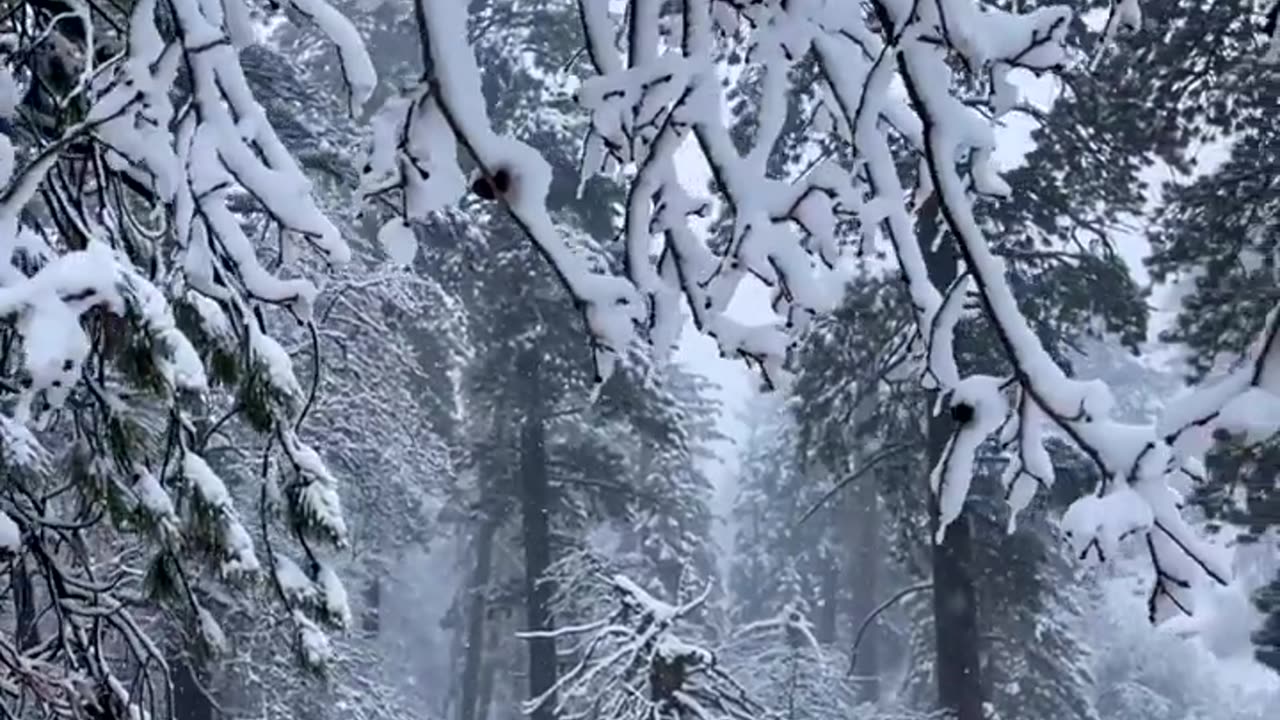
[0,1,375,717]
[389,0,1280,631]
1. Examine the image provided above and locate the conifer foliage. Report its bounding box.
[0,1,377,717]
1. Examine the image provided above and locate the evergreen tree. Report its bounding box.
[1139,0,1280,674]
[728,392,836,628]
[192,34,461,720]
[970,455,1099,720]
[0,2,381,716]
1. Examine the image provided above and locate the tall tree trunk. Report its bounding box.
[361,575,381,635]
[171,660,213,720]
[476,609,502,720]
[847,463,881,701]
[459,517,498,720]
[927,416,984,720]
[816,553,838,644]
[441,593,465,720]
[921,196,984,720]
[517,349,557,719]
[12,554,39,651]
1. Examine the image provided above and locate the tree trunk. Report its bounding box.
[361,575,381,635]
[927,416,984,720]
[476,609,502,720]
[12,554,39,651]
[816,556,838,645]
[517,349,557,719]
[441,593,465,720]
[921,195,985,720]
[459,517,498,720]
[847,463,881,701]
[171,660,213,720]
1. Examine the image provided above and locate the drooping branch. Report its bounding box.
[0,0,378,714]
[848,581,933,677]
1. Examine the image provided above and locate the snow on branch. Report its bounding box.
[365,0,645,383]
[518,573,766,720]
[0,0,375,714]
[869,0,1242,623]
[404,0,1279,628]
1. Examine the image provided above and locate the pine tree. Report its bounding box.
[1139,0,1280,675]
[187,33,461,720]
[728,392,837,628]
[613,363,724,600]
[791,272,923,692]
[969,453,1099,720]
[0,2,382,717]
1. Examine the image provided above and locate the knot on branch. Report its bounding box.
[950,401,975,425]
[470,167,511,200]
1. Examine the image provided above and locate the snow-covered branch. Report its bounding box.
[364,0,644,383]
[868,0,1238,622]
[519,573,765,720]
[0,0,376,714]
[400,0,1280,629]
